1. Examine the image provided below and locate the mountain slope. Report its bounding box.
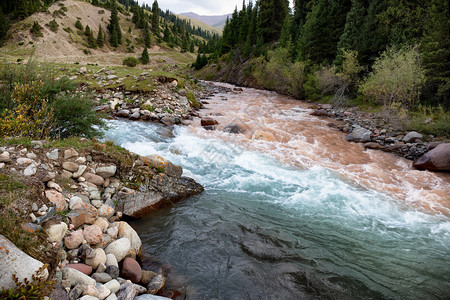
[179,12,230,31]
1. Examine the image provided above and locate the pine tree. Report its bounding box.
[421,0,450,106]
[108,0,122,46]
[88,29,97,48]
[85,25,91,36]
[144,22,151,48]
[75,19,83,30]
[335,0,366,65]
[297,0,351,64]
[278,15,292,49]
[14,0,28,20]
[97,25,104,47]
[151,0,160,37]
[0,7,9,43]
[257,0,289,44]
[238,1,249,45]
[140,46,149,64]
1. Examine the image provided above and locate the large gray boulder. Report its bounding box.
[346,127,372,143]
[413,143,450,171]
[0,235,49,290]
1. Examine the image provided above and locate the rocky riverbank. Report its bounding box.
[0,139,203,299]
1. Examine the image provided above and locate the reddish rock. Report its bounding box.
[64,230,83,249]
[71,203,98,224]
[413,143,450,171]
[83,172,105,186]
[45,189,67,211]
[83,225,103,245]
[364,142,384,150]
[66,263,92,276]
[66,210,86,228]
[120,257,142,283]
[201,117,218,126]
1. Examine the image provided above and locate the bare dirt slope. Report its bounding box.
[0,0,194,66]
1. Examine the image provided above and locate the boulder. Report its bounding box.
[310,109,329,117]
[201,117,218,126]
[413,143,450,171]
[24,164,37,176]
[0,235,49,290]
[116,281,138,300]
[0,151,11,163]
[140,270,158,285]
[346,128,372,143]
[64,148,79,160]
[104,238,131,262]
[403,131,423,143]
[252,130,276,142]
[45,189,67,211]
[63,162,79,173]
[83,225,103,245]
[92,248,107,270]
[66,263,93,276]
[113,222,142,255]
[222,123,244,134]
[134,295,172,300]
[147,275,165,295]
[62,267,96,287]
[92,272,112,284]
[144,155,182,178]
[105,254,119,267]
[98,204,115,219]
[71,203,99,224]
[116,110,130,118]
[96,165,117,178]
[46,149,59,160]
[46,222,68,243]
[120,258,142,283]
[129,112,140,120]
[104,279,120,294]
[84,172,105,186]
[160,116,178,126]
[64,229,83,249]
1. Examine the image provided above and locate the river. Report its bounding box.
[103,83,450,300]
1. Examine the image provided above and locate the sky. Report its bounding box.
[140,0,294,16]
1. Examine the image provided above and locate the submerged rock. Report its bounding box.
[413,143,450,171]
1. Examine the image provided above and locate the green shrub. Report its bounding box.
[359,45,425,113]
[186,92,201,109]
[123,56,139,67]
[251,48,306,98]
[75,20,83,30]
[0,61,104,139]
[46,19,58,32]
[30,21,43,37]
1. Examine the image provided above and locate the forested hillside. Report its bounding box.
[0,0,217,55]
[197,0,449,113]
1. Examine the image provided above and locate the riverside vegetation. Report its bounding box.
[0,0,449,299]
[194,0,449,138]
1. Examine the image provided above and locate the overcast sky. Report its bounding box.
[139,0,293,16]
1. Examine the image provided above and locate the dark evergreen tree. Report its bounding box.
[0,7,9,43]
[335,0,366,64]
[140,46,149,64]
[151,0,160,37]
[88,29,97,48]
[97,25,104,47]
[85,25,91,36]
[297,0,351,64]
[279,15,292,49]
[108,0,122,46]
[144,22,151,48]
[75,19,83,30]
[257,0,289,44]
[238,1,249,44]
[358,0,388,65]
[14,0,28,20]
[421,0,450,106]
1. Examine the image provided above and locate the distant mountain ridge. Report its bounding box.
[180,12,231,30]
